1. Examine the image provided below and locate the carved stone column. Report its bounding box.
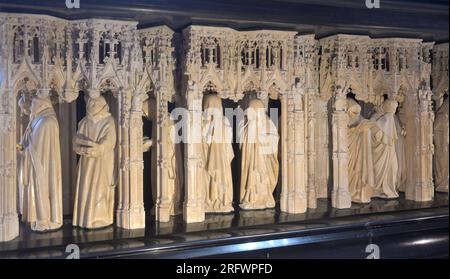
[0,88,19,242]
[306,89,317,208]
[280,92,307,214]
[331,87,351,209]
[116,89,146,229]
[406,89,435,202]
[315,99,329,198]
[183,82,205,223]
[155,86,171,223]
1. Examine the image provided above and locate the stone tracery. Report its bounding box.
[0,12,445,242]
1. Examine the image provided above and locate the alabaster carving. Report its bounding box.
[143,97,184,216]
[370,99,399,199]
[239,98,280,210]
[347,98,375,204]
[433,96,449,193]
[202,94,234,213]
[19,95,63,232]
[72,96,117,229]
[17,93,32,216]
[394,112,407,192]
[0,11,445,241]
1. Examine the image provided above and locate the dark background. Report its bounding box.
[0,0,448,42]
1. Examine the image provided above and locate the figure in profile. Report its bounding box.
[19,94,63,232]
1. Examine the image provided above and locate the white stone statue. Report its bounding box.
[143,97,184,216]
[433,96,449,193]
[72,96,117,229]
[370,99,399,199]
[202,94,234,213]
[239,98,279,210]
[394,112,407,192]
[347,98,375,203]
[18,95,63,232]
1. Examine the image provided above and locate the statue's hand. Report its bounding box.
[143,137,153,152]
[401,127,407,137]
[360,121,375,131]
[16,143,24,152]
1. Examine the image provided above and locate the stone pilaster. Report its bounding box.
[406,89,435,201]
[331,87,351,209]
[280,92,307,214]
[155,87,171,223]
[116,89,146,229]
[315,99,329,198]
[0,89,19,242]
[306,90,317,208]
[183,82,205,223]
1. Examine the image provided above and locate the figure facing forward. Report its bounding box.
[73,96,117,229]
[19,95,63,232]
[239,98,279,210]
[370,99,399,199]
[202,94,234,213]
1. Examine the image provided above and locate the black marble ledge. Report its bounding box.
[0,193,448,259]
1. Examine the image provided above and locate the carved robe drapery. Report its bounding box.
[202,95,234,213]
[19,96,63,232]
[347,99,375,204]
[73,97,117,229]
[370,100,399,199]
[434,97,449,193]
[394,114,407,192]
[239,98,279,210]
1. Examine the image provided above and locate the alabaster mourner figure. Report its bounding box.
[347,98,375,203]
[434,95,449,193]
[370,99,399,199]
[143,97,183,215]
[73,96,117,229]
[394,111,407,192]
[202,94,234,213]
[239,98,279,210]
[18,95,63,232]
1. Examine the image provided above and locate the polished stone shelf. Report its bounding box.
[0,193,447,258]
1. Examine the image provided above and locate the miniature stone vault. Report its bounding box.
[0,13,448,242]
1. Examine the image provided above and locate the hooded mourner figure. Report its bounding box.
[347,98,375,204]
[202,94,234,213]
[370,99,399,199]
[239,98,279,210]
[73,96,117,229]
[19,95,63,232]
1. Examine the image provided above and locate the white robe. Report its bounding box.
[371,110,399,199]
[347,102,375,204]
[72,111,116,229]
[434,98,449,193]
[239,105,279,210]
[202,111,234,213]
[20,108,63,231]
[394,114,407,192]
